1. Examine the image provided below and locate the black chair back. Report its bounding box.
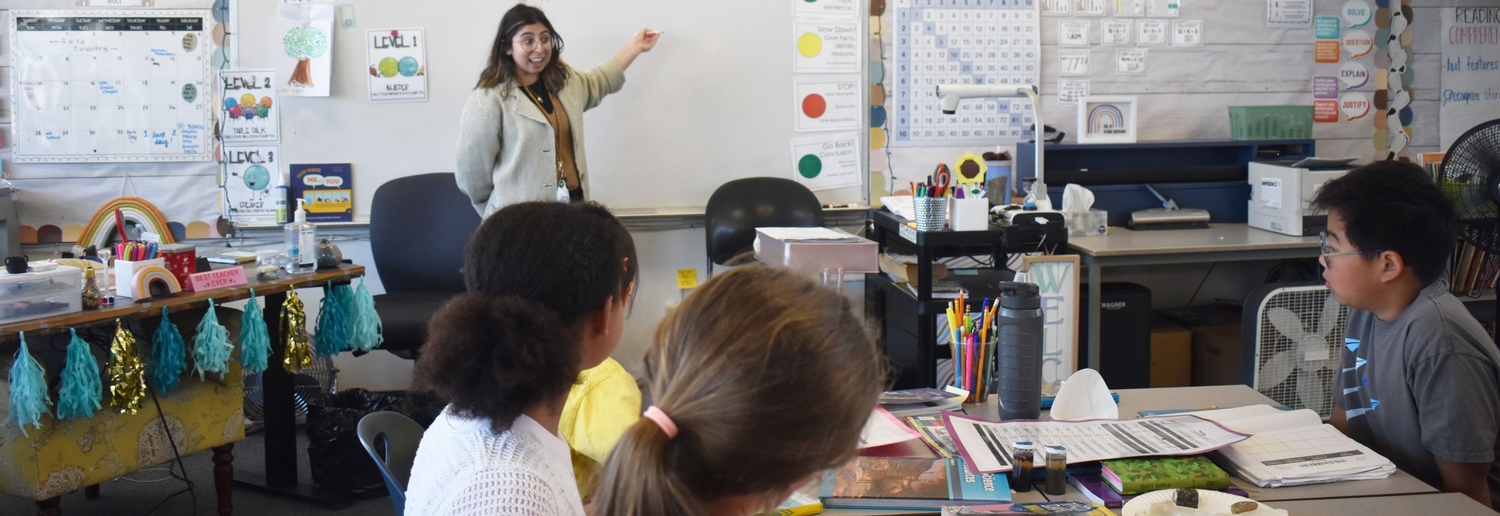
[704,177,825,267]
[370,173,481,294]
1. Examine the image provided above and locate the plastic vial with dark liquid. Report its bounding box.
[1044,444,1067,495]
[1010,440,1034,492]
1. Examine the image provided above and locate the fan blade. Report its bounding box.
[1300,335,1332,363]
[1296,368,1333,414]
[1268,307,1306,342]
[1257,351,1296,390]
[1316,292,1342,338]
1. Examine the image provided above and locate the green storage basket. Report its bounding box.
[1228,105,1314,140]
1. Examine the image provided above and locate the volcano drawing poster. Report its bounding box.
[276,3,334,97]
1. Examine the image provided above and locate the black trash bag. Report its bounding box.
[305,388,406,498]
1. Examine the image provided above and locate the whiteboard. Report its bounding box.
[234,0,870,215]
[8,10,215,163]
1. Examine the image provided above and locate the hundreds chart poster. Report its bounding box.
[217,69,279,142]
[275,3,333,97]
[366,28,427,103]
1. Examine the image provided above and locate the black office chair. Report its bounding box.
[704,177,824,272]
[370,173,481,359]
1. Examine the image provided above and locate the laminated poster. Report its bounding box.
[221,145,283,225]
[1102,20,1132,45]
[218,70,279,143]
[1267,0,1313,29]
[1059,80,1089,106]
[793,75,862,132]
[366,28,428,102]
[790,132,861,191]
[1075,0,1106,16]
[793,19,860,73]
[275,3,334,96]
[1116,49,1147,74]
[1041,0,1072,15]
[1114,0,1145,17]
[1172,20,1202,46]
[1137,20,1168,45]
[1060,50,1091,76]
[792,0,859,18]
[1060,20,1091,47]
[1439,7,1500,149]
[1147,0,1180,17]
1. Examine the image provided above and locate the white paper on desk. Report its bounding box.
[858,406,923,449]
[881,196,916,220]
[943,412,1249,473]
[1215,424,1395,487]
[755,227,860,242]
[1165,405,1323,435]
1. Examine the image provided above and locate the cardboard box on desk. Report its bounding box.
[755,228,878,274]
[1191,321,1242,386]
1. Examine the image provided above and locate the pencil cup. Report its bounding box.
[913,197,949,232]
[950,196,990,231]
[114,258,164,299]
[955,338,998,404]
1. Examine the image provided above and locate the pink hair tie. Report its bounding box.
[642,406,678,439]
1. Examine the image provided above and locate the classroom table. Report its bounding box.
[0,262,366,509]
[822,385,1439,515]
[1066,224,1321,371]
[1271,492,1496,515]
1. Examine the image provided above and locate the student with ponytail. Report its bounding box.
[592,266,886,516]
[404,201,637,516]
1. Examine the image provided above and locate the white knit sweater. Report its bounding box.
[404,408,585,516]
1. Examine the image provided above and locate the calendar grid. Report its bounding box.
[10,10,214,163]
[893,0,1039,147]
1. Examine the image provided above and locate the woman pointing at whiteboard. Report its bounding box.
[457,4,660,217]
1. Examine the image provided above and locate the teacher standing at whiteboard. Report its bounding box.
[456,4,660,217]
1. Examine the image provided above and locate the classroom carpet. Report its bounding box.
[0,432,397,516]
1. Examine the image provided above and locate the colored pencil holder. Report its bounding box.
[114,258,164,299]
[955,337,998,403]
[913,197,949,232]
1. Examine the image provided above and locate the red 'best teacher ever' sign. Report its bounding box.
[190,267,248,292]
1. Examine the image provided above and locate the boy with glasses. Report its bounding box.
[1312,161,1500,508]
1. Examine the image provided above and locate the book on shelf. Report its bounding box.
[1450,241,1500,298]
[819,456,1011,510]
[1098,456,1230,495]
[1068,473,1247,509]
[905,279,966,299]
[941,501,1115,515]
[880,253,949,289]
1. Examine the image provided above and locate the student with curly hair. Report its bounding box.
[404,201,637,516]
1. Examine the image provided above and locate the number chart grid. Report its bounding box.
[893,0,1039,147]
[9,10,213,163]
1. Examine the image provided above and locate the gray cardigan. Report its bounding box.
[455,58,627,217]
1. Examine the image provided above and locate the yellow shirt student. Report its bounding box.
[560,357,641,499]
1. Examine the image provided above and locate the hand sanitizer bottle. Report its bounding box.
[284,199,317,273]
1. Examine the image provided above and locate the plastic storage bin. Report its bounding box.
[1228,106,1313,140]
[0,265,84,324]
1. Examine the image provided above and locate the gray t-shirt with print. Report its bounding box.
[1336,280,1500,508]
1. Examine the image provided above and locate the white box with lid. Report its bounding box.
[0,265,83,324]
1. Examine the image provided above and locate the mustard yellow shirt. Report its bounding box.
[559,357,641,499]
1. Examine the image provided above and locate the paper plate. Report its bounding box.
[1120,489,1275,516]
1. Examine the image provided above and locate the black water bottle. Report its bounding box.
[996,281,1042,420]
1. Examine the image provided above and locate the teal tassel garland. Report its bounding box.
[57,329,102,419]
[348,278,383,352]
[7,332,52,436]
[239,290,271,375]
[149,307,187,393]
[191,299,233,379]
[314,282,351,356]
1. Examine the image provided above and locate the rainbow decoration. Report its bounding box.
[132,266,183,300]
[78,197,177,249]
[1087,104,1127,134]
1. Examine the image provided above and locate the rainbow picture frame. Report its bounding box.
[1076,96,1138,144]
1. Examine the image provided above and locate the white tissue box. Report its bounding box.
[1064,209,1108,237]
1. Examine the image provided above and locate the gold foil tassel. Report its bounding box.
[107,320,147,414]
[282,290,313,373]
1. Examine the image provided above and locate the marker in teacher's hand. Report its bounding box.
[641,30,664,37]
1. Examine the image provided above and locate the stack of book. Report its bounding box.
[879,388,964,418]
[1175,405,1396,487]
[1067,456,1239,509]
[1450,241,1500,298]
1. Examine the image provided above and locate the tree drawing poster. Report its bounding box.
[275,3,334,97]
[218,69,279,143]
[366,28,428,103]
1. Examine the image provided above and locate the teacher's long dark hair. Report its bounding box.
[412,201,638,434]
[476,4,569,93]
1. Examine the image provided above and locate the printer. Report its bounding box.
[1247,161,1352,237]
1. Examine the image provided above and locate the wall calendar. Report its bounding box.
[9,11,214,163]
[892,0,1039,147]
